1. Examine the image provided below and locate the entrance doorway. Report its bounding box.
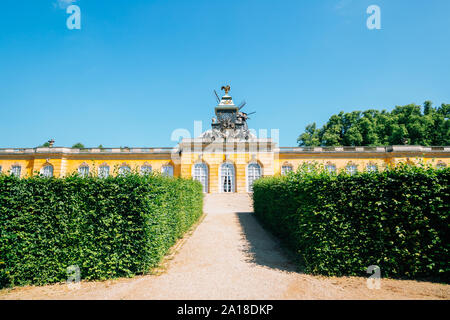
[220,163,235,193]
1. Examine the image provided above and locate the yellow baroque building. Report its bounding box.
[1,89,449,193]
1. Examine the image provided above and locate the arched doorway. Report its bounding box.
[192,163,208,193]
[220,163,235,193]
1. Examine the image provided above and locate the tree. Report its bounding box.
[38,141,50,147]
[297,101,449,146]
[297,123,320,146]
[72,143,85,149]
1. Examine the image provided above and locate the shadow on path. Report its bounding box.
[236,211,298,273]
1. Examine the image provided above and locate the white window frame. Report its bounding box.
[78,165,89,178]
[140,165,152,175]
[161,165,174,177]
[346,164,358,175]
[219,162,235,193]
[192,163,208,193]
[436,162,447,169]
[11,165,21,177]
[281,165,293,175]
[41,165,53,178]
[119,165,131,176]
[98,165,110,178]
[325,164,336,174]
[247,162,262,193]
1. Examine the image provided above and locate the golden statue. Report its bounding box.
[221,85,230,95]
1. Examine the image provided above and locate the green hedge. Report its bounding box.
[253,164,449,282]
[0,173,203,288]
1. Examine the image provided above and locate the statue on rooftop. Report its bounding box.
[221,85,230,95]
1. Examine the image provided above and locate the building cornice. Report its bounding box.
[277,145,450,154]
[0,145,449,157]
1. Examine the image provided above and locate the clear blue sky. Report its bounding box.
[1,0,449,148]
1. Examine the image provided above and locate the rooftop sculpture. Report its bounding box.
[201,86,256,141]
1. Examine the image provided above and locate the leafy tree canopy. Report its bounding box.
[72,142,85,148]
[297,101,449,146]
[38,142,50,147]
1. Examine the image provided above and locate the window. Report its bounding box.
[141,165,152,175]
[99,165,110,178]
[193,163,208,193]
[346,164,358,175]
[325,164,336,174]
[0,166,2,173]
[119,165,131,176]
[436,162,447,169]
[78,165,89,177]
[305,163,314,172]
[220,163,234,193]
[162,165,174,177]
[11,165,21,177]
[366,164,378,173]
[41,165,53,178]
[247,163,262,192]
[281,165,293,175]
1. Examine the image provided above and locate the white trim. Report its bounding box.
[41,165,54,177]
[140,164,152,175]
[192,162,208,193]
[98,165,110,178]
[246,162,262,193]
[219,162,235,193]
[281,164,293,175]
[78,164,90,177]
[161,164,174,177]
[11,165,22,177]
[119,164,131,176]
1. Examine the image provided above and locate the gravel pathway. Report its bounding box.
[1,194,448,300]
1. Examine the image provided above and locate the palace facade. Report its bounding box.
[1,89,449,193]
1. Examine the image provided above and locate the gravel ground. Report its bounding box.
[1,193,448,300]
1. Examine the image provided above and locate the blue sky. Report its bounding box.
[1,0,449,148]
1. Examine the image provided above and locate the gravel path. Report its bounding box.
[1,194,448,300]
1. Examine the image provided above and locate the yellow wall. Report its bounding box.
[274,154,449,175]
[1,149,449,193]
[180,152,274,193]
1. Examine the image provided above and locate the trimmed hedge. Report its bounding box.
[253,164,449,282]
[0,173,203,288]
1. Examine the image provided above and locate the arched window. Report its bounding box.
[247,163,262,192]
[220,163,235,193]
[281,163,293,175]
[303,161,314,172]
[119,165,131,176]
[141,164,152,175]
[325,163,336,174]
[366,163,378,173]
[41,165,53,178]
[346,163,358,175]
[11,165,21,177]
[192,163,208,193]
[98,165,110,178]
[161,164,174,177]
[436,161,447,169]
[78,164,89,177]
